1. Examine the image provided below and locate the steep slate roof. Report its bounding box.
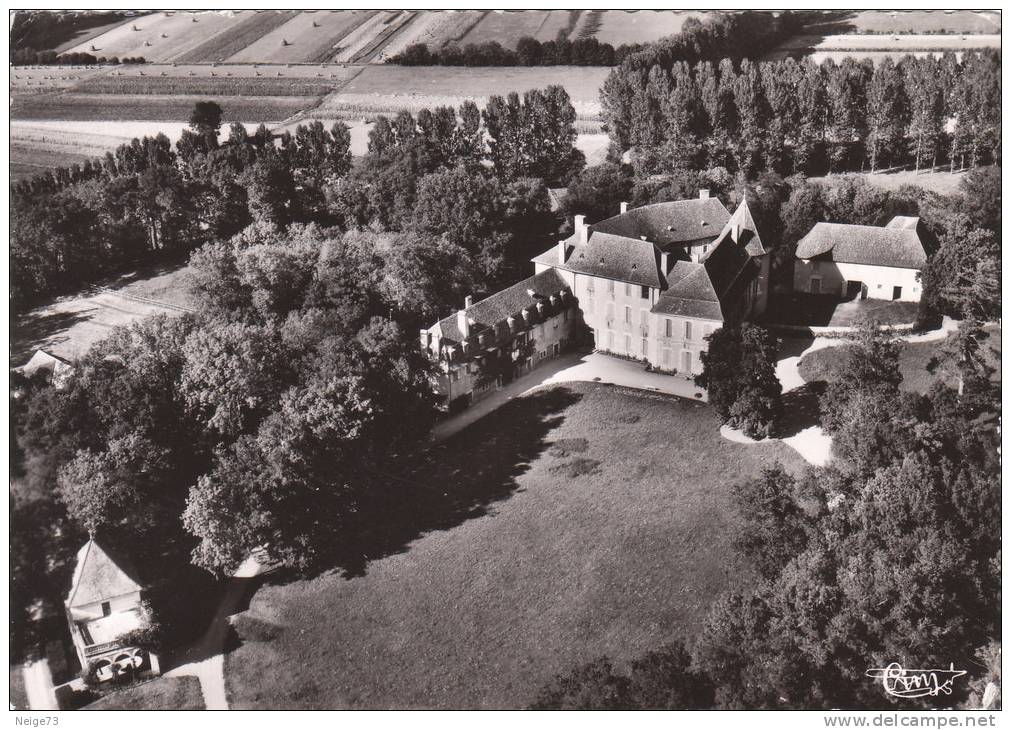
[67,540,144,608]
[21,349,71,376]
[652,235,757,321]
[710,198,767,257]
[592,198,731,248]
[532,232,664,288]
[431,268,569,344]
[795,218,928,269]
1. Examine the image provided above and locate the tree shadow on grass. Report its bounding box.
[293,386,584,581]
[777,334,817,361]
[11,309,91,365]
[774,381,827,439]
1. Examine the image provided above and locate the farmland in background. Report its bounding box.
[802,9,1000,35]
[64,10,251,62]
[590,10,707,46]
[225,9,377,64]
[766,32,1000,64]
[372,10,484,61]
[173,10,295,63]
[50,12,147,54]
[457,10,577,48]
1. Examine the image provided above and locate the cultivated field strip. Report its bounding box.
[346,10,419,64]
[373,10,482,61]
[173,10,296,63]
[458,10,577,48]
[225,10,377,64]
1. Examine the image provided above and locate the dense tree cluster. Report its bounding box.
[12,89,579,314]
[11,49,145,64]
[602,51,1000,178]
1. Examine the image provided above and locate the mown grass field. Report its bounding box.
[803,9,1000,35]
[85,676,204,710]
[13,263,195,366]
[224,383,806,709]
[11,93,311,123]
[798,325,1002,395]
[592,9,706,46]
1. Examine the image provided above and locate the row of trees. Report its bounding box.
[12,89,582,314]
[11,48,145,64]
[601,51,1001,178]
[390,35,644,68]
[534,319,1001,708]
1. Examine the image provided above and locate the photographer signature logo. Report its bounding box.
[865,662,967,699]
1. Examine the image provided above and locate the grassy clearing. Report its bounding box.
[13,263,195,366]
[85,676,204,710]
[798,325,1002,395]
[810,168,967,197]
[764,294,920,328]
[224,382,806,709]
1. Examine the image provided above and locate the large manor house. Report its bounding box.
[421,191,928,409]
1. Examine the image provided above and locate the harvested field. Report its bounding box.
[73,72,341,97]
[51,13,144,54]
[174,10,296,63]
[593,10,706,46]
[11,94,312,123]
[374,10,484,61]
[9,64,111,92]
[803,9,1000,35]
[64,10,249,63]
[778,32,1000,52]
[226,10,377,64]
[330,10,401,63]
[323,64,608,121]
[459,10,577,48]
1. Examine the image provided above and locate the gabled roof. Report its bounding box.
[652,235,757,321]
[712,197,767,257]
[795,217,928,269]
[591,198,731,248]
[532,232,664,288]
[21,349,72,376]
[67,540,144,609]
[430,268,569,345]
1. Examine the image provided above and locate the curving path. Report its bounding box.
[165,555,267,710]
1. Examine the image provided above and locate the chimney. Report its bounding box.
[660,251,670,274]
[464,294,473,309]
[457,309,470,338]
[699,188,710,199]
[575,214,588,245]
[620,201,629,214]
[557,240,566,263]
[419,329,431,349]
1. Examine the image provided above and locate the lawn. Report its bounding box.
[85,676,204,710]
[13,262,196,366]
[798,325,1002,395]
[224,382,806,709]
[763,293,920,328]
[810,168,968,197]
[10,666,29,710]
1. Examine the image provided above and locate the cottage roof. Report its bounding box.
[431,268,569,345]
[67,540,144,609]
[21,349,71,376]
[592,198,732,248]
[795,218,927,269]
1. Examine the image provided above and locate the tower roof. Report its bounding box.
[67,539,144,608]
